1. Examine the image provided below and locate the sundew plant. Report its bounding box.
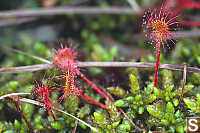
[0,0,200,133]
[142,6,180,88]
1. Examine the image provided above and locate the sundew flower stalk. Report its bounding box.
[143,7,180,88]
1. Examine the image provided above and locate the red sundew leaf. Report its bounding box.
[53,46,78,71]
[52,45,111,102]
[33,74,56,121]
[52,46,81,102]
[57,69,81,103]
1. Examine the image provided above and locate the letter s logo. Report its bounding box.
[188,119,198,132]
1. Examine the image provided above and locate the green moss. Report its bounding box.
[129,74,140,94]
[51,121,64,130]
[107,86,127,98]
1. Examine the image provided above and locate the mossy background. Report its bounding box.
[0,0,199,133]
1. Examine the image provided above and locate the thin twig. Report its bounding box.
[0,6,140,19]
[179,64,187,102]
[0,64,54,73]
[118,108,145,132]
[0,62,199,73]
[0,92,31,100]
[0,17,37,27]
[2,46,51,64]
[19,98,98,132]
[127,0,141,12]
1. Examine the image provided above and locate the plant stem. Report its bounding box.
[48,110,56,121]
[184,0,200,8]
[154,41,161,88]
[79,91,107,109]
[10,97,33,133]
[76,70,110,101]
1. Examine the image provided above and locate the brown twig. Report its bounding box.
[0,6,141,19]
[118,108,144,132]
[0,17,37,27]
[0,64,54,73]
[0,62,200,73]
[72,120,78,133]
[2,46,51,64]
[179,64,187,102]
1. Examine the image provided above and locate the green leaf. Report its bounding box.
[51,121,64,130]
[147,105,163,118]
[167,102,175,114]
[147,94,157,103]
[178,84,194,94]
[138,107,144,114]
[114,100,129,107]
[107,86,127,98]
[161,119,169,126]
[93,112,107,125]
[14,120,20,130]
[118,124,131,131]
[176,125,184,133]
[129,74,140,94]
[144,82,154,95]
[173,99,179,107]
[184,98,199,112]
[112,121,120,128]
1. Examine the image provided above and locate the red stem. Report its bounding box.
[48,110,56,121]
[154,41,161,88]
[79,91,107,109]
[76,69,110,100]
[184,1,200,8]
[13,100,34,133]
[176,0,200,12]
